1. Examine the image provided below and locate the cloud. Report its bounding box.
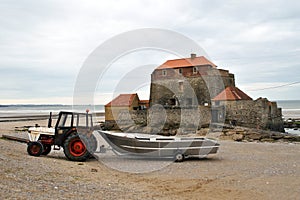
[0,0,299,104]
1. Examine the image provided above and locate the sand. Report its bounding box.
[0,119,299,199]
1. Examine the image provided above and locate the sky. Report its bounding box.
[0,0,299,104]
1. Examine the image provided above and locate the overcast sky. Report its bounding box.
[0,0,299,104]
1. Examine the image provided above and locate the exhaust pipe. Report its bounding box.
[48,112,52,128]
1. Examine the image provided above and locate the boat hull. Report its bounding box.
[97,131,219,158]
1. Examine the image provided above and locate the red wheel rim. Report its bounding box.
[69,138,86,157]
[30,144,41,154]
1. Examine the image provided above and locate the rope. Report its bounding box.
[247,81,300,91]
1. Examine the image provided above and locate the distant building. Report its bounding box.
[105,93,148,129]
[211,86,252,122]
[212,88,283,131]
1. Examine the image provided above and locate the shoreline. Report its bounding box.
[0,112,105,122]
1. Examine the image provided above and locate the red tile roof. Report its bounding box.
[139,100,149,104]
[212,87,252,101]
[139,100,150,108]
[105,93,139,107]
[156,56,217,69]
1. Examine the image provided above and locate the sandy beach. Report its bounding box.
[0,118,300,199]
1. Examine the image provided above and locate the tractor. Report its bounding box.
[27,111,98,161]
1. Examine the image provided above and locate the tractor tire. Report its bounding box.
[42,144,52,155]
[63,134,92,162]
[27,141,44,157]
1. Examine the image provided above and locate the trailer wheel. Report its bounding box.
[63,134,91,161]
[27,141,44,157]
[42,144,52,155]
[174,152,184,162]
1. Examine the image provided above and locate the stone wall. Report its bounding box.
[105,98,284,132]
[215,98,284,132]
[105,106,211,134]
[150,68,235,107]
[105,109,147,130]
[147,106,211,131]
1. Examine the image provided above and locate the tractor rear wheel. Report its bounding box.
[63,134,91,161]
[27,141,44,157]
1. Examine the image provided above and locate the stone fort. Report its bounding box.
[105,54,284,133]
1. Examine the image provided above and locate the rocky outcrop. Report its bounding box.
[217,126,300,143]
[109,121,300,143]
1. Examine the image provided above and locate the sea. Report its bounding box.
[276,100,300,119]
[0,104,105,117]
[277,100,300,135]
[0,100,299,134]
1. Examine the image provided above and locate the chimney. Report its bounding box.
[191,53,196,59]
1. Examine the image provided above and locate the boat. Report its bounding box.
[97,130,219,161]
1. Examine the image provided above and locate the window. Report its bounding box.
[58,113,73,127]
[193,67,197,74]
[77,114,86,127]
[169,98,176,105]
[162,70,167,76]
[178,68,182,74]
[179,81,183,92]
[77,113,92,127]
[186,98,192,105]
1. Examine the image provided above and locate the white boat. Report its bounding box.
[97,130,219,162]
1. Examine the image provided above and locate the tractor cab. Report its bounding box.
[54,111,94,146]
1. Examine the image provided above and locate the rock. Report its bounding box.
[226,131,236,136]
[246,134,262,140]
[219,135,233,140]
[91,168,98,172]
[260,138,275,142]
[232,134,244,141]
[284,135,300,142]
[196,128,209,136]
[236,130,245,135]
[170,129,177,136]
[271,135,284,140]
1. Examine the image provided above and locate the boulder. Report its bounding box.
[232,134,244,141]
[246,134,262,140]
[226,131,236,136]
[271,134,284,140]
[219,135,233,140]
[260,138,275,142]
[283,135,300,142]
[196,128,209,136]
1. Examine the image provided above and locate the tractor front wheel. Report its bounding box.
[63,134,91,161]
[27,141,44,157]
